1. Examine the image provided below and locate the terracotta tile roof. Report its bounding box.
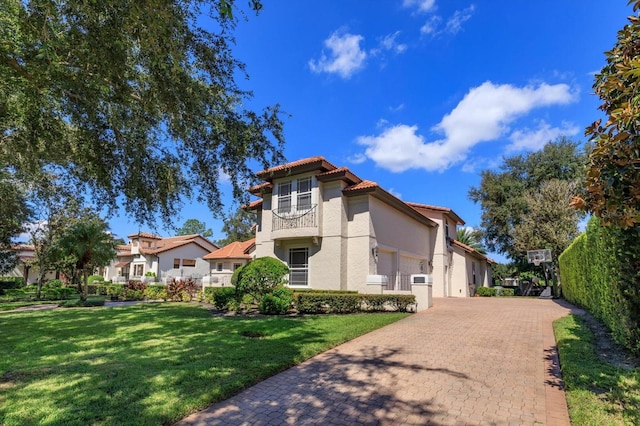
[316,167,363,185]
[130,234,219,255]
[247,199,263,210]
[342,180,379,192]
[407,202,465,225]
[127,231,162,239]
[256,156,337,180]
[452,239,494,263]
[204,239,255,260]
[248,182,273,195]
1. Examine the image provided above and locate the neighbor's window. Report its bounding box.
[216,263,223,271]
[297,177,312,210]
[277,181,292,212]
[233,263,242,271]
[182,259,196,267]
[472,262,477,285]
[173,258,180,268]
[133,264,144,276]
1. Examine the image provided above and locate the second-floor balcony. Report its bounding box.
[271,204,320,239]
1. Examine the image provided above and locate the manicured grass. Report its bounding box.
[0,301,59,311]
[0,303,409,425]
[554,315,640,426]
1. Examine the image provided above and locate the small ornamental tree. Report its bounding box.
[235,257,289,303]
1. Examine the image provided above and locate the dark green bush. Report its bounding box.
[259,286,293,315]
[59,297,106,307]
[476,287,496,297]
[499,288,515,297]
[207,287,238,310]
[0,277,25,294]
[235,257,289,302]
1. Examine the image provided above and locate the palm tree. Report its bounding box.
[456,227,487,254]
[57,216,116,300]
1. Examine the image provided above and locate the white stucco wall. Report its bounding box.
[157,244,211,281]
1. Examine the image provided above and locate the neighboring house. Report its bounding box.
[103,232,219,283]
[203,239,255,287]
[249,156,493,297]
[408,203,494,297]
[5,244,57,284]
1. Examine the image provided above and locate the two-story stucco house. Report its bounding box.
[250,157,491,297]
[249,156,493,297]
[103,232,219,283]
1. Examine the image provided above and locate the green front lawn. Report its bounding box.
[0,303,409,425]
[554,315,640,425]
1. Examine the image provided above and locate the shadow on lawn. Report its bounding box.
[0,304,416,425]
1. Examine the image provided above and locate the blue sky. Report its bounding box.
[108,0,632,262]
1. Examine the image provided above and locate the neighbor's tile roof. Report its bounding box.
[203,239,255,260]
[127,231,162,239]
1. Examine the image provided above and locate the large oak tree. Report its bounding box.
[469,138,586,262]
[0,0,285,233]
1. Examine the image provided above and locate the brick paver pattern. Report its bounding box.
[177,297,577,426]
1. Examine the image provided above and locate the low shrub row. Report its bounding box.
[476,287,516,297]
[294,293,416,313]
[203,286,416,315]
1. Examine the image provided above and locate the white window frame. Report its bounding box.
[276,177,314,213]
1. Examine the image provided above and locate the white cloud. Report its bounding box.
[403,0,436,13]
[377,31,407,55]
[506,121,579,153]
[347,153,367,164]
[356,81,578,172]
[309,31,367,79]
[420,15,442,35]
[445,5,476,34]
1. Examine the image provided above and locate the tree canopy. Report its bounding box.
[469,138,586,262]
[572,1,640,227]
[176,219,213,238]
[0,0,285,230]
[216,207,255,246]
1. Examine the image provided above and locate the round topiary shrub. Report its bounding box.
[235,257,289,303]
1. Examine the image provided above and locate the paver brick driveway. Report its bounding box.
[178,297,578,425]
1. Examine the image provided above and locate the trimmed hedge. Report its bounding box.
[475,287,516,297]
[0,277,24,294]
[559,217,640,355]
[294,293,416,314]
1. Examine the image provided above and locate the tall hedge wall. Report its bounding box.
[559,217,640,355]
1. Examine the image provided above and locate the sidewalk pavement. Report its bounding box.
[177,297,577,426]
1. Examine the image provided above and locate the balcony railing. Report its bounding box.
[272,204,318,232]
